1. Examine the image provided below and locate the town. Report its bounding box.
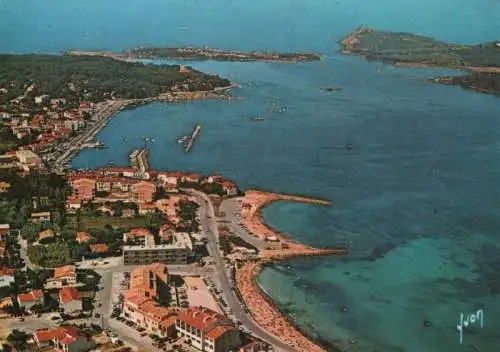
[0,59,346,352]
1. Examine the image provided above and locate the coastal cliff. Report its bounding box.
[341,27,500,94]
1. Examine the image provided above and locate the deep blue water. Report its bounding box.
[2,0,499,351]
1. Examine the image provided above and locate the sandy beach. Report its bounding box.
[234,190,347,351]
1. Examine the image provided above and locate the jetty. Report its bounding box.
[129,148,149,174]
[184,124,202,153]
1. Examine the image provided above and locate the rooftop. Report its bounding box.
[59,287,81,304]
[52,265,76,279]
[18,289,44,303]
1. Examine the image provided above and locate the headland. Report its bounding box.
[341,26,500,95]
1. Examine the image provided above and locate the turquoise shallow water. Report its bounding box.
[1,0,500,350]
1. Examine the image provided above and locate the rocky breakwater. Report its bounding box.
[235,189,347,352]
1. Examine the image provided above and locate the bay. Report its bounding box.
[1,0,499,350]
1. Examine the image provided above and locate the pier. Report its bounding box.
[129,148,149,175]
[184,124,202,153]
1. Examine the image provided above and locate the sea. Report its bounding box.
[1,0,499,351]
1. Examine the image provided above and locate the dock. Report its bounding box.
[129,148,149,174]
[184,124,202,153]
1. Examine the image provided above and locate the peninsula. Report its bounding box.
[126,46,321,62]
[0,54,234,166]
[69,47,321,63]
[341,27,500,94]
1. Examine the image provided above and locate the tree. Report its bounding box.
[7,330,29,350]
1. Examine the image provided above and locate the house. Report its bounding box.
[185,173,201,184]
[123,228,153,245]
[221,181,238,196]
[59,287,82,315]
[0,182,10,193]
[66,196,82,211]
[34,95,50,104]
[71,178,96,201]
[0,267,15,288]
[90,243,108,254]
[31,211,51,223]
[158,173,179,188]
[76,232,91,244]
[0,224,10,239]
[37,228,56,242]
[16,150,42,166]
[138,202,156,215]
[46,265,77,289]
[17,290,44,311]
[0,241,6,259]
[176,307,241,352]
[131,181,156,204]
[33,326,95,352]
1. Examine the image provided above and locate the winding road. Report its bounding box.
[183,189,295,352]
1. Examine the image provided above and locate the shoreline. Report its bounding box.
[68,48,322,63]
[235,190,347,352]
[340,26,500,73]
[255,262,345,352]
[51,88,238,169]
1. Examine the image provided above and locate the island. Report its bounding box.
[69,47,321,63]
[341,26,500,94]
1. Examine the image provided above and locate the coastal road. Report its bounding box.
[183,189,296,352]
[52,100,127,168]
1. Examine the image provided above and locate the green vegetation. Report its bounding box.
[0,54,231,105]
[435,73,500,95]
[75,215,151,230]
[0,170,68,229]
[7,330,30,351]
[342,27,500,94]
[28,241,72,267]
[219,234,257,255]
[126,47,321,62]
[342,27,500,68]
[177,199,200,233]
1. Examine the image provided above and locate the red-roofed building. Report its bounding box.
[123,228,153,245]
[66,196,82,212]
[185,173,201,184]
[123,263,178,338]
[176,307,240,352]
[33,326,95,352]
[46,265,77,289]
[59,287,82,315]
[17,290,44,311]
[221,181,238,196]
[0,224,10,239]
[71,178,96,201]
[90,243,108,254]
[0,267,15,288]
[132,181,156,204]
[76,232,91,244]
